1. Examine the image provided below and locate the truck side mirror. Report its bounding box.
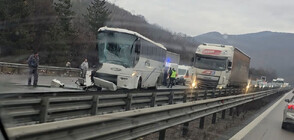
[228,61,232,70]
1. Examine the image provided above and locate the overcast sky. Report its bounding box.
[107,0,294,36]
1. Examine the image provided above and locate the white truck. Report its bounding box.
[273,78,285,87]
[192,43,250,89]
[176,65,194,86]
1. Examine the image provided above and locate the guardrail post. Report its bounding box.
[169,91,174,104]
[151,92,157,107]
[91,95,99,115]
[212,113,217,124]
[199,117,205,129]
[194,90,198,101]
[211,89,215,98]
[222,110,226,119]
[40,97,50,123]
[204,90,208,99]
[126,93,133,111]
[183,93,187,103]
[182,122,189,136]
[159,129,166,140]
[236,106,240,117]
[229,108,233,116]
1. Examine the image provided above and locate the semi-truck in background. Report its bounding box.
[192,43,250,89]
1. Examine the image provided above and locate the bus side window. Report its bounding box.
[141,40,147,57]
[156,48,160,61]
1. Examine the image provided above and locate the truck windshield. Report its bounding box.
[97,32,137,68]
[195,56,227,71]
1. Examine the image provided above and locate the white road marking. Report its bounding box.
[229,89,292,140]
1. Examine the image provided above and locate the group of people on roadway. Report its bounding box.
[163,67,177,88]
[26,51,89,87]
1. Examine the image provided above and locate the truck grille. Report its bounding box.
[197,78,219,89]
[94,73,118,84]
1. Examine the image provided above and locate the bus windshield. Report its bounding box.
[195,56,227,71]
[98,32,137,68]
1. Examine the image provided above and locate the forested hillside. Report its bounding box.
[71,0,199,65]
[0,0,198,67]
[0,0,282,82]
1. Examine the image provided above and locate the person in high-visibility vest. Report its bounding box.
[167,68,177,88]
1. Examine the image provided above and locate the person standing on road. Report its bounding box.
[80,58,89,78]
[167,68,177,88]
[27,51,39,86]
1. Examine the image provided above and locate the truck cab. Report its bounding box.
[192,43,250,89]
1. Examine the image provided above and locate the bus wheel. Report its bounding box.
[137,78,142,90]
[155,78,160,89]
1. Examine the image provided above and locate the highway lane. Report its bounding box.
[0,74,190,94]
[0,74,82,93]
[241,90,294,140]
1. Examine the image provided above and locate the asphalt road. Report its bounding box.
[0,74,190,94]
[0,74,82,93]
[241,90,294,140]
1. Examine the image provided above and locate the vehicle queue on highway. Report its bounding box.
[86,26,290,92]
[84,27,248,91]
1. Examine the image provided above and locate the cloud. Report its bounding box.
[107,0,294,36]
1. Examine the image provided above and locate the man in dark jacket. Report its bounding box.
[163,67,168,86]
[27,51,39,86]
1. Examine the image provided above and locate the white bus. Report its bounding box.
[92,27,167,91]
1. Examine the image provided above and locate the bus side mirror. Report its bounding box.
[285,99,290,103]
[191,57,194,62]
[135,44,140,53]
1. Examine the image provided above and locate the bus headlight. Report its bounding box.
[132,71,137,77]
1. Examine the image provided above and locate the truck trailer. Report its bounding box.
[192,43,250,89]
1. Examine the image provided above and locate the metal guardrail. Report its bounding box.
[6,88,291,140]
[0,62,80,76]
[0,88,245,127]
